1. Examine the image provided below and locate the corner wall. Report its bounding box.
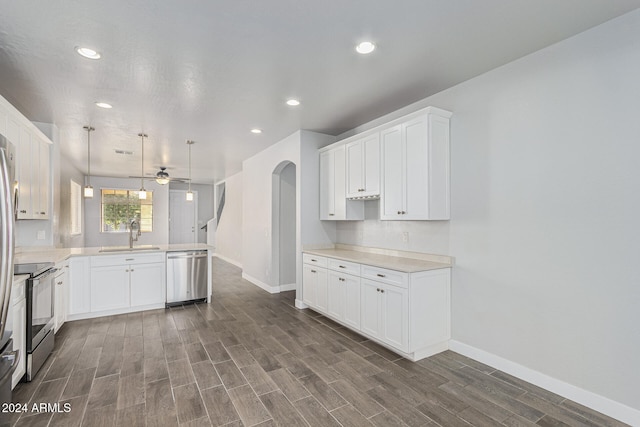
[214,172,243,266]
[334,10,640,422]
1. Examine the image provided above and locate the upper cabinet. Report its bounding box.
[380,108,451,220]
[0,96,52,220]
[319,106,451,222]
[320,146,364,221]
[345,133,380,199]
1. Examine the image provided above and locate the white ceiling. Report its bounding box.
[1,1,638,184]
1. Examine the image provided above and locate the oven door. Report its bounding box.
[26,268,56,352]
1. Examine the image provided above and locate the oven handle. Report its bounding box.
[31,268,59,285]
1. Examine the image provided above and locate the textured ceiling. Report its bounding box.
[0,1,639,183]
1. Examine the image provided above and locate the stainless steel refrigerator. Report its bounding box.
[0,134,19,417]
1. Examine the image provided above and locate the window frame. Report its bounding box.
[99,188,154,233]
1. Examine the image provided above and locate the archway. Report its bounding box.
[271,161,297,289]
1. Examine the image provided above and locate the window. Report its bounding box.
[70,180,82,235]
[101,189,153,233]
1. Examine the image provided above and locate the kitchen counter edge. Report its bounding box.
[303,248,451,273]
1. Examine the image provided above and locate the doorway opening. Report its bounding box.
[272,161,296,289]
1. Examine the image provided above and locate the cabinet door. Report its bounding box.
[37,138,50,218]
[380,284,409,352]
[302,264,317,307]
[327,271,346,321]
[16,127,32,219]
[54,268,68,332]
[360,280,381,338]
[12,298,26,388]
[380,125,403,220]
[319,150,334,220]
[345,140,363,198]
[91,265,130,312]
[333,146,347,220]
[403,116,429,220]
[130,263,165,307]
[315,268,328,314]
[362,134,380,197]
[343,274,361,330]
[68,257,91,315]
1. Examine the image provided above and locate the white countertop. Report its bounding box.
[303,247,452,273]
[15,243,214,265]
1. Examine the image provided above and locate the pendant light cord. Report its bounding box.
[83,126,95,186]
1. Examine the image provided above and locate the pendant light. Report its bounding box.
[186,140,194,201]
[83,126,95,198]
[138,133,148,199]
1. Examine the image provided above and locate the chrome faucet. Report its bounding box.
[129,218,141,248]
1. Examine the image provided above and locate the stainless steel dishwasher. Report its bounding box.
[166,250,208,306]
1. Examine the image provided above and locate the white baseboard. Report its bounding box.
[449,340,640,426]
[241,272,279,294]
[213,253,242,268]
[279,283,296,292]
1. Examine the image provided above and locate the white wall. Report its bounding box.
[58,154,85,248]
[84,176,169,247]
[335,10,640,420]
[214,172,243,266]
[241,130,335,292]
[276,162,296,286]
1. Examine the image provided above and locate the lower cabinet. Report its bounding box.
[302,252,451,361]
[68,253,166,320]
[360,279,408,352]
[53,261,69,332]
[302,264,327,313]
[327,271,360,330]
[130,262,165,307]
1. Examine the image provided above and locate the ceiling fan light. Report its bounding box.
[155,168,170,185]
[83,185,94,198]
[155,177,169,185]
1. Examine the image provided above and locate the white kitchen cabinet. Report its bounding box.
[15,127,50,219]
[380,107,451,220]
[302,250,451,361]
[361,278,410,352]
[327,271,360,330]
[302,263,328,313]
[345,133,380,199]
[91,265,130,312]
[54,261,69,332]
[319,146,363,221]
[68,256,91,316]
[90,253,166,313]
[130,262,166,307]
[11,277,26,388]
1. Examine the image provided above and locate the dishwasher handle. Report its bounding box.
[167,252,207,259]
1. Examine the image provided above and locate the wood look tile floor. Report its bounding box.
[7,259,628,427]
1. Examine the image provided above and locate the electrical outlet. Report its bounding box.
[402,232,409,243]
[37,230,46,240]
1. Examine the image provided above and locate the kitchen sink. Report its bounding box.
[98,245,161,253]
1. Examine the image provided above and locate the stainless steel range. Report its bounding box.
[14,262,56,381]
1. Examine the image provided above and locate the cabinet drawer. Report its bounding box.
[328,258,361,276]
[91,252,165,267]
[303,253,328,268]
[361,265,408,288]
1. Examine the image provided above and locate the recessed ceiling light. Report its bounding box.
[286,99,300,106]
[251,129,262,134]
[75,46,101,60]
[95,102,112,109]
[356,41,376,55]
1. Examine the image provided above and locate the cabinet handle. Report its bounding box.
[20,210,26,214]
[57,281,62,285]
[401,211,406,215]
[376,288,380,292]
[40,211,46,215]
[130,269,134,272]
[380,289,385,293]
[377,274,386,278]
[397,211,401,215]
[311,270,316,273]
[125,258,134,261]
[311,259,317,262]
[339,278,345,282]
[338,265,346,269]
[329,213,335,216]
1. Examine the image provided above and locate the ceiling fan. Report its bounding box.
[129,167,189,185]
